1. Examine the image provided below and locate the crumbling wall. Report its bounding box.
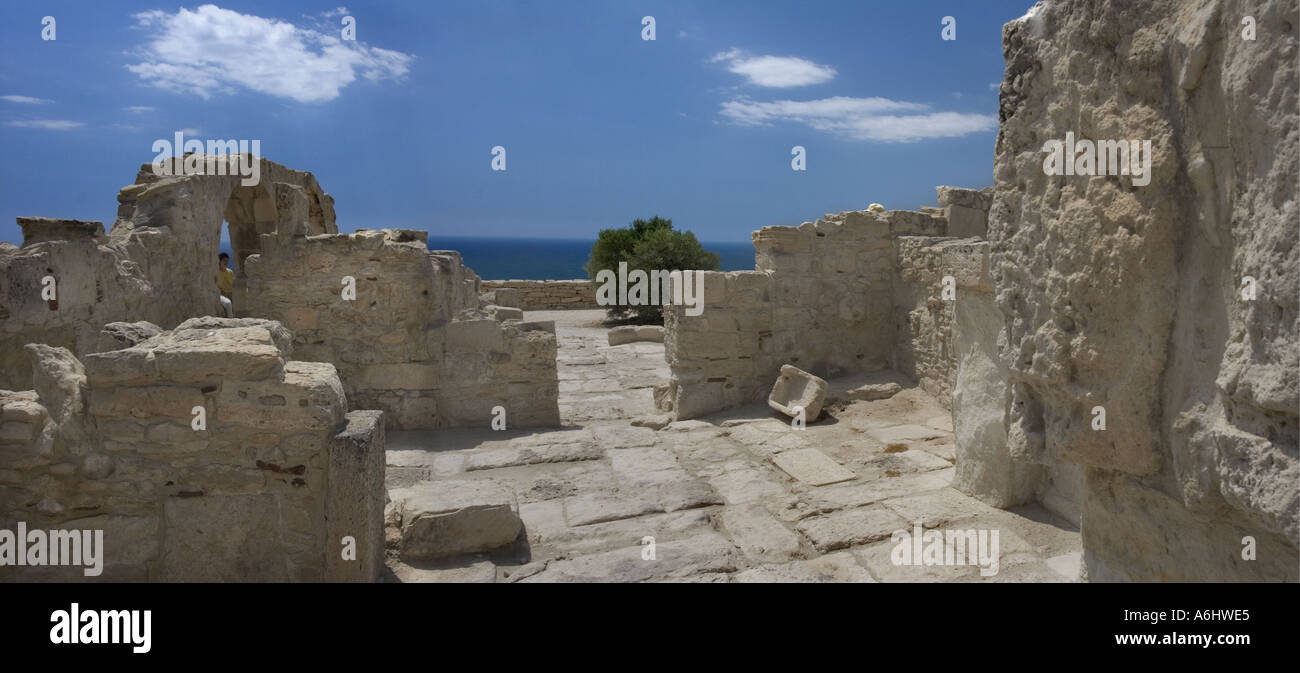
[0,156,335,391]
[892,188,994,406]
[0,219,153,392]
[893,238,960,404]
[481,279,599,310]
[0,318,384,581]
[664,208,942,419]
[944,238,1084,522]
[990,0,1297,579]
[242,229,560,430]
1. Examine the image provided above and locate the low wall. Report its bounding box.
[663,207,948,420]
[0,318,385,582]
[242,230,561,430]
[482,279,598,310]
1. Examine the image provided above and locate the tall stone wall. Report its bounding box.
[481,279,599,310]
[0,156,335,391]
[990,0,1297,580]
[0,318,385,581]
[242,229,561,430]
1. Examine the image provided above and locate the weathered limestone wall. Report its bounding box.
[943,238,1085,522]
[481,279,598,310]
[893,239,956,403]
[242,230,561,430]
[890,191,994,406]
[991,0,1297,580]
[0,156,335,391]
[0,318,385,581]
[663,271,773,417]
[664,208,940,419]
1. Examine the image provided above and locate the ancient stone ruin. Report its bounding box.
[1,0,1295,583]
[240,228,559,429]
[655,0,1297,581]
[1,155,560,580]
[1,318,384,580]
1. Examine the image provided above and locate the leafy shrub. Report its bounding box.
[585,216,720,322]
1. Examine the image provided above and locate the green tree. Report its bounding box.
[585,216,721,323]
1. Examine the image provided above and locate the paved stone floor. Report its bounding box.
[383,309,1082,582]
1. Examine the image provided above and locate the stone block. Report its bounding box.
[794,504,909,553]
[355,363,440,391]
[161,493,289,581]
[608,326,638,346]
[767,364,827,420]
[772,448,856,486]
[492,287,522,308]
[945,204,987,238]
[18,217,104,246]
[488,305,524,321]
[722,503,803,563]
[390,480,522,560]
[325,410,386,581]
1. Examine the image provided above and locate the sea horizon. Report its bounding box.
[222,235,757,281]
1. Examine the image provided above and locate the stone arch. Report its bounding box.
[109,154,336,327]
[0,154,336,389]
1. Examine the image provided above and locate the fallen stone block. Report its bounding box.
[390,480,522,561]
[608,326,639,345]
[768,364,827,421]
[607,324,664,346]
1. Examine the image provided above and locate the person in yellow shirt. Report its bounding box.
[217,252,235,317]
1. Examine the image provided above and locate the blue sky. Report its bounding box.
[0,1,1032,246]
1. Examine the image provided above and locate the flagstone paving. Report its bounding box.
[382,309,1082,583]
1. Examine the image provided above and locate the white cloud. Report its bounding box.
[2,95,53,104]
[712,49,835,87]
[719,95,996,142]
[127,5,413,103]
[178,127,202,135]
[124,105,156,113]
[988,82,1000,91]
[324,7,350,18]
[5,119,84,130]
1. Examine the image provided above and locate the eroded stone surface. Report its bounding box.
[380,310,1082,582]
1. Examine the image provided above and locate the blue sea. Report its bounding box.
[221,236,756,280]
[428,236,756,280]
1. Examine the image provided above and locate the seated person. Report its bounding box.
[217,252,234,317]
